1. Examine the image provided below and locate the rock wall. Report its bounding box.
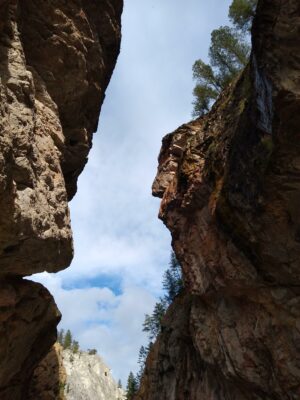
[0,1,122,398]
[62,349,125,400]
[137,0,300,399]
[28,344,125,400]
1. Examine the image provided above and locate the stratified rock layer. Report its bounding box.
[0,0,122,398]
[138,0,300,399]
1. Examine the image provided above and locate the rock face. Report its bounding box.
[63,349,125,400]
[0,0,122,398]
[28,343,67,400]
[137,0,300,399]
[28,345,125,400]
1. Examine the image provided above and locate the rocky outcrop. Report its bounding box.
[0,0,122,398]
[28,345,125,400]
[137,0,300,399]
[62,349,125,400]
[28,343,67,400]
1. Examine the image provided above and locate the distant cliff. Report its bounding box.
[0,1,122,398]
[137,0,300,399]
[29,344,125,400]
[63,349,125,400]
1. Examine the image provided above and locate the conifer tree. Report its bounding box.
[63,329,72,349]
[57,329,64,346]
[126,372,138,400]
[192,0,257,117]
[71,340,79,353]
[162,252,183,304]
[142,299,167,341]
[229,0,257,31]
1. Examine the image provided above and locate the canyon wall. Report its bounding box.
[28,344,125,400]
[137,0,300,399]
[0,1,122,398]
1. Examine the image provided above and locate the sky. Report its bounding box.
[33,0,232,385]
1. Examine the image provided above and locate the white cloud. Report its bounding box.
[33,0,232,387]
[32,273,156,383]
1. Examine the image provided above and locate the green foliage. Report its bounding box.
[143,300,167,341]
[162,252,184,304]
[63,329,72,349]
[71,340,79,354]
[58,328,81,354]
[209,26,250,76]
[229,0,257,31]
[192,0,257,117]
[136,343,153,386]
[118,379,122,389]
[134,252,183,388]
[126,371,138,400]
[57,329,64,346]
[88,348,97,355]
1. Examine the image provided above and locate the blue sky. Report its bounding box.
[34,0,232,384]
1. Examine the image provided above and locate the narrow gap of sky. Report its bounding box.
[34,0,232,383]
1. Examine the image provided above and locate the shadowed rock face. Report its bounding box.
[137,0,300,399]
[0,0,122,398]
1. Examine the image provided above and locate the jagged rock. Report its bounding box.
[0,0,123,397]
[0,0,122,275]
[28,343,67,400]
[0,279,60,400]
[137,0,300,399]
[63,349,125,400]
[29,344,125,400]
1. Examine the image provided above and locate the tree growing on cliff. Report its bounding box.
[162,252,183,304]
[58,329,64,346]
[229,0,257,31]
[63,329,72,349]
[126,372,138,400]
[135,252,183,387]
[192,0,257,117]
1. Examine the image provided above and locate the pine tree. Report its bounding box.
[126,372,138,400]
[143,299,167,341]
[192,0,257,117]
[192,26,250,117]
[71,340,79,353]
[118,379,122,389]
[162,252,183,304]
[57,329,64,346]
[229,0,257,32]
[63,329,72,349]
[136,345,147,386]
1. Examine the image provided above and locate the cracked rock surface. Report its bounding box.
[0,1,123,398]
[137,0,300,399]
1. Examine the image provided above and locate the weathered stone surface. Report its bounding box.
[28,343,67,400]
[0,0,122,276]
[29,344,126,400]
[0,279,60,400]
[138,0,300,399]
[0,0,122,397]
[63,349,125,400]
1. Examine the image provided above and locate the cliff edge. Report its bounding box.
[137,0,300,399]
[0,1,123,398]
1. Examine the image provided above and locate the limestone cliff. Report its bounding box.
[0,1,122,398]
[29,344,125,400]
[137,0,300,399]
[63,349,125,400]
